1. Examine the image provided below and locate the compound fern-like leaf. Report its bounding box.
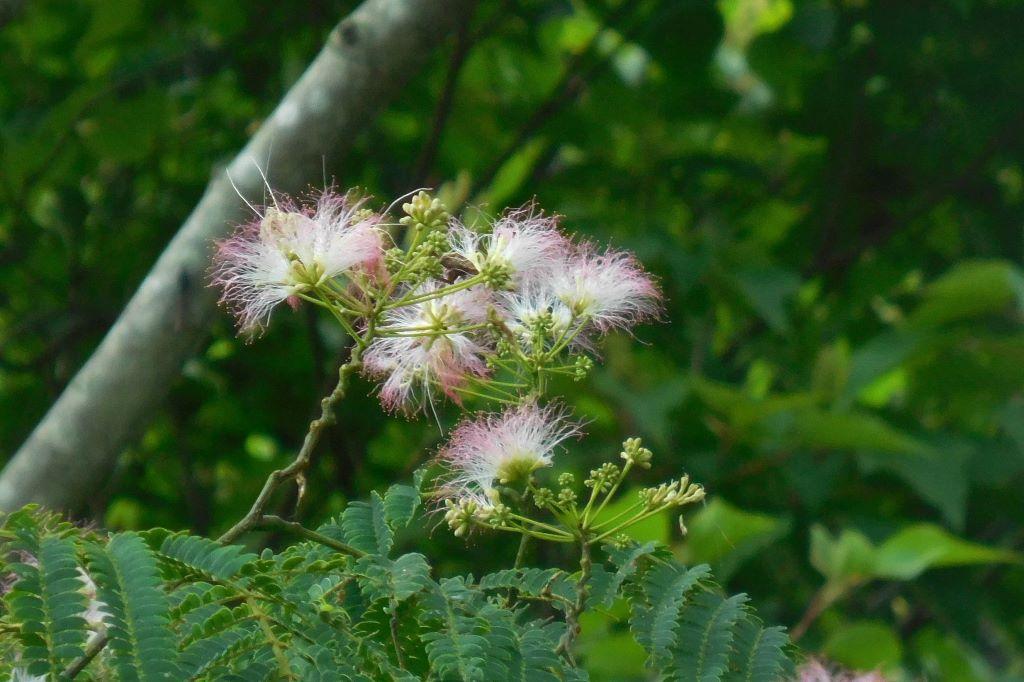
[383,483,421,530]
[670,591,748,682]
[148,531,258,581]
[339,492,392,556]
[87,532,180,681]
[630,562,711,665]
[6,535,88,677]
[724,616,791,682]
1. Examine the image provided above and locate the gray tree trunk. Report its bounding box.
[0,0,473,511]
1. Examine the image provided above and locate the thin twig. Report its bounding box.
[218,347,365,545]
[514,534,530,568]
[790,582,845,642]
[59,632,108,679]
[389,598,407,669]
[259,515,366,557]
[557,538,592,662]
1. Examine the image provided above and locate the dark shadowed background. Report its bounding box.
[2,0,1023,678]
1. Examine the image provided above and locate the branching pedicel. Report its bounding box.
[212,187,706,656]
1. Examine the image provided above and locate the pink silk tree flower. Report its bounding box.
[448,205,570,288]
[551,245,661,333]
[437,403,580,501]
[798,660,887,682]
[496,283,585,352]
[211,190,384,332]
[363,283,494,413]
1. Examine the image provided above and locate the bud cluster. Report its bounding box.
[620,437,653,469]
[443,497,484,538]
[437,432,704,549]
[400,191,450,234]
[639,475,705,510]
[585,463,620,493]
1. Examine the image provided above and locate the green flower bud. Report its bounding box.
[532,487,555,508]
[479,262,512,290]
[608,533,633,549]
[620,437,653,469]
[444,497,478,537]
[486,503,511,527]
[400,191,450,233]
[585,462,620,492]
[573,355,594,381]
[557,488,578,507]
[640,482,675,509]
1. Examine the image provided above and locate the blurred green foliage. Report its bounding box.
[2,0,1023,678]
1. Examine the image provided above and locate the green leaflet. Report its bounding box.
[86,532,181,681]
[478,567,576,604]
[724,617,792,682]
[354,552,432,604]
[6,534,89,677]
[669,591,748,682]
[384,482,422,530]
[146,531,259,581]
[340,492,393,556]
[595,540,662,607]
[621,547,792,681]
[630,562,711,664]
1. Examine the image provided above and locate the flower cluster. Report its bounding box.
[213,190,661,414]
[212,188,696,547]
[798,660,887,682]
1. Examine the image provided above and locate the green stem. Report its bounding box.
[322,279,366,312]
[389,597,407,669]
[514,535,530,568]
[591,504,667,544]
[384,273,487,309]
[506,512,574,538]
[545,318,587,359]
[589,497,645,533]
[589,461,633,526]
[557,538,592,660]
[485,523,573,543]
[392,226,424,282]
[249,597,296,680]
[299,292,363,344]
[461,380,521,400]
[379,323,489,337]
[259,515,365,558]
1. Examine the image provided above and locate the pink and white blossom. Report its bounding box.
[212,190,384,332]
[437,403,580,500]
[551,245,661,333]
[448,205,569,287]
[497,284,579,350]
[363,283,494,412]
[798,660,887,682]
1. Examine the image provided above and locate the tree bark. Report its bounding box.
[0,0,473,512]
